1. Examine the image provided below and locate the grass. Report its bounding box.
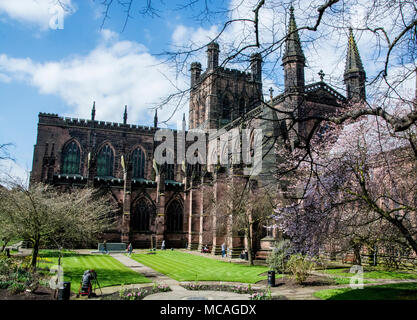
[321,268,417,280]
[130,250,269,283]
[38,250,151,292]
[314,282,417,300]
[332,277,374,285]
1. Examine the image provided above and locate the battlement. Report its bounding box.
[38,112,169,133]
[192,66,252,88]
[220,67,251,78]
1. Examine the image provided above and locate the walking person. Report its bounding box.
[221,242,226,258]
[102,240,108,254]
[127,243,133,257]
[161,240,166,250]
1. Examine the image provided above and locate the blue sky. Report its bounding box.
[0,0,414,183]
[0,0,228,180]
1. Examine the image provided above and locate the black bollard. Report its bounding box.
[267,270,276,287]
[57,282,71,300]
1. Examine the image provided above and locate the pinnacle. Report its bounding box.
[345,28,365,74]
[283,6,305,61]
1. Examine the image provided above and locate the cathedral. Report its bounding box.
[30,8,366,258]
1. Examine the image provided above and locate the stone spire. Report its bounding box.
[345,28,365,74]
[282,6,305,62]
[154,109,158,128]
[91,101,96,121]
[282,6,305,93]
[123,105,128,125]
[344,28,366,101]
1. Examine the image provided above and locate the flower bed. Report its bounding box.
[0,256,49,295]
[180,283,277,300]
[117,283,171,300]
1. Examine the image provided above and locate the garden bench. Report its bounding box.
[91,242,127,254]
[5,240,23,252]
[342,253,355,264]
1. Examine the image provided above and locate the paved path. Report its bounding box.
[107,254,252,300]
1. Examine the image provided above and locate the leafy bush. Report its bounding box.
[311,255,328,270]
[266,240,292,273]
[0,256,42,293]
[0,256,14,275]
[287,254,314,284]
[7,282,26,294]
[0,280,13,289]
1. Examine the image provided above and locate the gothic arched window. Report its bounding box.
[96,144,114,177]
[61,141,80,174]
[221,96,231,125]
[239,97,246,116]
[166,200,183,232]
[132,148,146,179]
[131,198,155,232]
[166,164,175,181]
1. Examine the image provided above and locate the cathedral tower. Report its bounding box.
[189,42,263,130]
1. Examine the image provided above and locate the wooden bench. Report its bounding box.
[91,243,127,254]
[342,253,355,264]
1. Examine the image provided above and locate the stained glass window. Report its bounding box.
[221,96,231,125]
[96,145,114,177]
[131,198,155,232]
[166,200,183,232]
[166,164,175,181]
[239,97,246,116]
[132,148,146,179]
[61,141,80,174]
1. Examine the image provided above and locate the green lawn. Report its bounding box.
[331,277,374,285]
[130,250,269,283]
[321,268,417,280]
[38,250,151,292]
[314,282,417,300]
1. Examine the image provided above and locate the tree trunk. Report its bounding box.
[353,244,361,266]
[0,238,8,253]
[31,239,40,269]
[390,218,417,257]
[246,231,253,266]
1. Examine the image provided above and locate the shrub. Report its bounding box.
[287,254,314,284]
[0,257,13,275]
[266,240,292,273]
[0,280,13,289]
[7,282,26,294]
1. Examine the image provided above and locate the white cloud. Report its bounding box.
[0,0,76,30]
[0,159,30,188]
[0,29,188,126]
[0,72,11,83]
